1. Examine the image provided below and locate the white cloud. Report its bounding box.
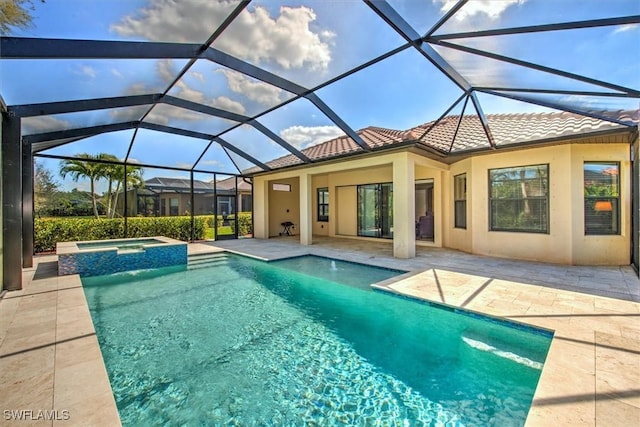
[175,80,207,104]
[111,68,123,78]
[108,105,149,123]
[22,116,72,134]
[613,24,639,34]
[111,1,334,71]
[435,0,526,21]
[217,69,284,106]
[190,71,205,82]
[200,159,223,167]
[210,96,246,115]
[158,60,247,114]
[110,59,247,123]
[156,59,177,85]
[76,65,97,79]
[219,6,334,71]
[175,162,194,169]
[279,125,344,149]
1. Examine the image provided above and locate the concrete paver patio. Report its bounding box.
[1,236,638,426]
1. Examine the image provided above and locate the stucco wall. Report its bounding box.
[268,177,299,237]
[467,144,574,264]
[252,139,632,265]
[336,185,357,236]
[457,143,631,265]
[445,157,473,253]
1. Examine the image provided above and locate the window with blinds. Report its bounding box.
[584,162,619,235]
[317,187,328,222]
[489,164,549,233]
[454,173,466,229]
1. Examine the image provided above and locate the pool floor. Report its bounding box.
[82,253,551,426]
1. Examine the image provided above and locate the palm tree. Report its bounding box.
[102,161,144,218]
[59,154,106,218]
[96,154,122,218]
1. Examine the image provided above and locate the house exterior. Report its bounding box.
[249,111,639,265]
[123,176,252,217]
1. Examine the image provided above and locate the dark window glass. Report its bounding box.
[169,198,179,216]
[317,187,328,222]
[489,164,549,233]
[454,174,466,229]
[584,162,619,235]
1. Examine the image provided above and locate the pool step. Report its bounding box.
[188,252,230,270]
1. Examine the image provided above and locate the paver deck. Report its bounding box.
[1,236,638,426]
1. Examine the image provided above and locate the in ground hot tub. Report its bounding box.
[57,236,187,276]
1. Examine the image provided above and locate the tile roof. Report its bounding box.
[412,110,637,153]
[143,176,251,192]
[215,176,252,191]
[145,177,211,191]
[248,110,637,174]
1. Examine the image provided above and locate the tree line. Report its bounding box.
[35,153,144,218]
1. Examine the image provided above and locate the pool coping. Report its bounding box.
[2,243,639,426]
[56,236,183,255]
[0,262,121,426]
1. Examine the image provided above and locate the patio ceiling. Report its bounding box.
[1,0,639,176]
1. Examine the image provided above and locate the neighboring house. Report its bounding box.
[249,111,639,265]
[123,176,252,217]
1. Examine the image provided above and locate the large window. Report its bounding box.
[169,198,179,216]
[357,183,393,239]
[317,187,328,222]
[241,194,252,212]
[584,162,620,235]
[489,164,549,233]
[454,174,466,229]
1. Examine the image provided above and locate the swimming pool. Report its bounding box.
[82,253,552,426]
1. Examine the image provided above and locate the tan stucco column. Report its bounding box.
[393,155,416,258]
[253,178,269,239]
[299,173,313,245]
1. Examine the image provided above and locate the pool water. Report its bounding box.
[82,253,552,426]
[77,238,165,250]
[270,254,405,289]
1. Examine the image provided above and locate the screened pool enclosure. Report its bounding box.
[1,0,639,290]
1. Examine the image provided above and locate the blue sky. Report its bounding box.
[2,0,638,192]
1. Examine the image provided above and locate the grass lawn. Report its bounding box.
[204,226,233,239]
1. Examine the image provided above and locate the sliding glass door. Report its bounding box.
[357,183,393,239]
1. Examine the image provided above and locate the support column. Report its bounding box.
[190,171,195,242]
[2,112,23,290]
[299,173,312,246]
[632,133,639,273]
[123,162,128,237]
[252,178,268,239]
[393,155,415,259]
[22,138,34,268]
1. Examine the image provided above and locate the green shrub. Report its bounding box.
[214,212,253,236]
[237,212,253,236]
[34,216,206,253]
